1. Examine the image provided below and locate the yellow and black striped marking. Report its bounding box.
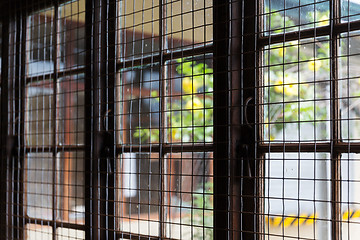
[265,209,360,227]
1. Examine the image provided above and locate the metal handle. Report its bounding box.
[244,96,254,129]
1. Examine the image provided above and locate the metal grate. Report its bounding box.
[256,0,360,239]
[6,0,360,239]
[116,1,213,239]
[0,0,220,239]
[1,0,86,239]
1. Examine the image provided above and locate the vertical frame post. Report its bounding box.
[85,0,116,239]
[330,0,341,239]
[107,0,117,239]
[241,0,257,239]
[84,0,95,238]
[0,15,10,240]
[213,0,230,239]
[230,0,243,239]
[13,10,27,240]
[6,15,17,240]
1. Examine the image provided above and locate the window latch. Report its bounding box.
[244,96,254,129]
[95,131,113,174]
[236,139,252,178]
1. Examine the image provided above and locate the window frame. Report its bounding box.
[0,0,245,239]
[253,0,360,239]
[0,1,87,239]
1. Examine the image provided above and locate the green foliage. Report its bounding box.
[307,10,330,27]
[133,127,159,143]
[265,8,299,34]
[264,10,330,141]
[134,58,213,143]
[134,59,214,239]
[265,8,330,34]
[192,181,213,239]
[132,8,332,239]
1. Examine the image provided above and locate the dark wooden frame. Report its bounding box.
[0,0,246,239]
[254,0,360,239]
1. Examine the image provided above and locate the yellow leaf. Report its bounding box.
[185,98,204,110]
[308,58,322,72]
[182,77,198,94]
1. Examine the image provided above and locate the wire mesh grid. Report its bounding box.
[0,0,216,239]
[0,0,87,239]
[8,0,360,239]
[116,0,213,239]
[257,0,360,239]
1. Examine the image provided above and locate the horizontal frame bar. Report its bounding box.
[116,143,214,154]
[116,231,178,240]
[258,19,360,46]
[25,217,86,231]
[258,142,360,153]
[24,145,85,153]
[25,67,85,84]
[116,44,213,70]
[0,0,69,16]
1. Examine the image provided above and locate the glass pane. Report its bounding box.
[27,8,55,76]
[56,228,84,240]
[57,74,85,145]
[117,153,160,236]
[165,152,213,239]
[167,55,213,144]
[166,0,213,51]
[117,64,160,145]
[59,0,86,69]
[263,0,329,35]
[118,0,160,60]
[26,224,53,240]
[339,32,360,141]
[58,151,85,224]
[341,0,360,22]
[341,154,360,239]
[26,153,53,220]
[25,81,54,147]
[262,38,330,143]
[264,153,331,239]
